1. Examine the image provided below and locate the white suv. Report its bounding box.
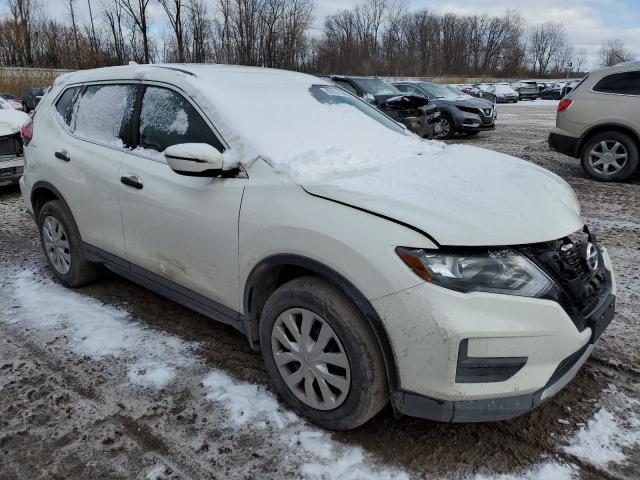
[20,65,616,430]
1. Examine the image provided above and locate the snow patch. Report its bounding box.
[201,372,409,480]
[562,387,640,468]
[468,462,576,480]
[7,271,197,390]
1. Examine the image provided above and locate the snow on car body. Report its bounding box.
[20,64,616,429]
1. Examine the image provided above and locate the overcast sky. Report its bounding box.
[9,0,640,69]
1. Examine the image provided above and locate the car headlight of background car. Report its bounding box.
[396,247,552,297]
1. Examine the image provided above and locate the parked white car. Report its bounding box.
[0,98,29,186]
[20,65,616,430]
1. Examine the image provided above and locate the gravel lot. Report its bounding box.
[1,101,639,480]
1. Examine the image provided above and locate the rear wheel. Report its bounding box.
[580,132,639,181]
[259,276,388,430]
[37,200,102,287]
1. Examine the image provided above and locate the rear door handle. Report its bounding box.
[55,150,70,162]
[120,174,143,190]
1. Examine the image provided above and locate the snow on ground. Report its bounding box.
[467,462,577,480]
[4,268,409,480]
[562,386,640,469]
[498,99,559,108]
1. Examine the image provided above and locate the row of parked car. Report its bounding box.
[460,80,584,102]
[318,75,497,139]
[0,87,49,112]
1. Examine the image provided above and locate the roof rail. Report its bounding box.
[148,65,196,76]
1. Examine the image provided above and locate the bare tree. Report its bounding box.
[7,0,38,65]
[598,39,632,67]
[117,0,152,63]
[528,22,567,77]
[159,0,186,62]
[574,47,587,72]
[67,0,80,67]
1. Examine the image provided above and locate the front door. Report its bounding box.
[118,84,246,311]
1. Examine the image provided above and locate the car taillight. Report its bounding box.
[21,120,33,145]
[558,99,573,112]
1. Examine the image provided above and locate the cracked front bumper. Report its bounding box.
[373,247,616,422]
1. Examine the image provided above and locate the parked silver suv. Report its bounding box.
[549,62,640,181]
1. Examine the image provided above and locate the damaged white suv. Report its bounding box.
[20,65,616,430]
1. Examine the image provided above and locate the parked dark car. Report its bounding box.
[561,80,582,98]
[540,83,565,99]
[393,81,496,138]
[319,75,441,138]
[482,84,519,103]
[510,81,539,100]
[21,87,48,112]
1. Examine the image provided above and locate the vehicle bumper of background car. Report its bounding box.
[0,156,23,186]
[372,248,616,422]
[460,114,495,132]
[549,130,580,158]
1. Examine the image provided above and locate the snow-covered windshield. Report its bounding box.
[352,78,401,96]
[186,72,444,182]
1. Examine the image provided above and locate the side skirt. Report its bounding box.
[83,243,246,335]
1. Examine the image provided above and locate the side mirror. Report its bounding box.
[165,143,223,176]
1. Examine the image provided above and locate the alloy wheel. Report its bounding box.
[43,216,72,274]
[439,118,451,137]
[271,308,351,410]
[589,140,628,175]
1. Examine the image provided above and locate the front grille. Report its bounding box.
[520,228,611,330]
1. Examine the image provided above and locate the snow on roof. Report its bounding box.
[55,64,445,182]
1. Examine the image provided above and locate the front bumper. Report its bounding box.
[372,246,616,422]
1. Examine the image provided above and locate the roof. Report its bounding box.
[53,63,323,89]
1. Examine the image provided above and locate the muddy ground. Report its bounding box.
[1,103,639,480]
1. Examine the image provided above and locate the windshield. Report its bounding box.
[495,84,514,93]
[420,83,458,99]
[184,73,443,182]
[352,78,401,96]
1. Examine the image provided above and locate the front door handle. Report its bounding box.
[120,174,143,190]
[55,150,70,162]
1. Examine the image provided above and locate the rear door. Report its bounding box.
[118,83,246,311]
[47,82,137,257]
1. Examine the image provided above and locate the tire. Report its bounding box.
[259,276,388,430]
[580,131,639,182]
[438,114,455,139]
[37,200,102,287]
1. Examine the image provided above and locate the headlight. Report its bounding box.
[396,247,553,297]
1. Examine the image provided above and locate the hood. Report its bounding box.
[302,144,582,246]
[434,97,493,109]
[0,109,29,137]
[372,94,429,109]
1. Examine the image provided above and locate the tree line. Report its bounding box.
[0,0,635,77]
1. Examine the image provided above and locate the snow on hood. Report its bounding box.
[0,108,29,136]
[181,70,444,181]
[303,144,583,246]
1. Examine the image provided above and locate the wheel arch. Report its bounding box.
[243,254,400,392]
[30,181,71,219]
[578,123,640,158]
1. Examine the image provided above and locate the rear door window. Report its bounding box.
[74,84,137,147]
[55,86,81,128]
[137,86,224,155]
[593,71,640,95]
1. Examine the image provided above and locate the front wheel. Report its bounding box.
[438,115,455,139]
[38,200,102,287]
[259,276,388,430]
[580,132,639,181]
